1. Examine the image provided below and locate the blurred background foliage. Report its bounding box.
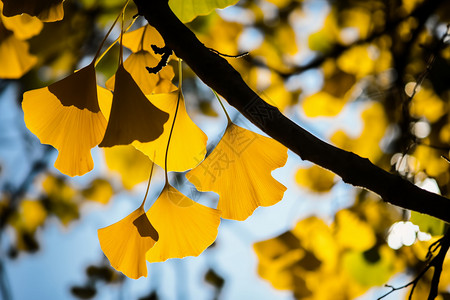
[0,0,450,299]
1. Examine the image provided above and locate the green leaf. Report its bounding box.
[410,211,445,236]
[343,246,396,287]
[169,0,240,23]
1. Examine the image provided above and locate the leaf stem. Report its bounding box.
[212,89,231,124]
[163,59,183,184]
[93,0,130,64]
[140,158,155,208]
[94,17,137,67]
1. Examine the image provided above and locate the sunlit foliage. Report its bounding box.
[0,0,449,299]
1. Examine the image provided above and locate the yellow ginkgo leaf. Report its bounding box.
[22,63,107,176]
[19,199,47,232]
[0,3,43,40]
[146,184,221,262]
[41,174,79,225]
[133,91,208,172]
[168,0,239,23]
[99,64,169,147]
[122,24,165,53]
[103,145,155,190]
[333,210,376,251]
[410,86,447,123]
[302,91,346,117]
[82,178,114,205]
[186,123,288,221]
[98,86,157,189]
[265,0,291,8]
[330,102,387,162]
[295,165,336,193]
[0,26,37,79]
[106,50,176,95]
[337,45,374,78]
[1,0,64,22]
[98,206,159,279]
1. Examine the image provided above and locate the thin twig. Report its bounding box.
[378,231,450,300]
[207,47,248,58]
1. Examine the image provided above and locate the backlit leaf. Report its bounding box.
[169,0,240,23]
[22,63,107,176]
[334,210,376,251]
[103,145,154,190]
[133,91,208,172]
[146,184,221,262]
[122,24,165,53]
[0,24,37,78]
[98,206,158,279]
[186,123,287,221]
[1,0,64,22]
[295,165,336,193]
[99,64,169,147]
[343,246,397,287]
[410,211,445,236]
[82,179,114,205]
[0,3,43,40]
[106,50,176,95]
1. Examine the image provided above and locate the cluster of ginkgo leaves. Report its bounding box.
[4,0,290,279]
[3,0,450,299]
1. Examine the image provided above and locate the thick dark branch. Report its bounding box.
[132,0,450,223]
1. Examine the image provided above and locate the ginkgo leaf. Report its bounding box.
[97,86,158,189]
[337,45,374,78]
[0,25,37,79]
[106,50,176,95]
[410,86,447,123]
[307,12,338,53]
[331,102,387,162]
[0,3,43,40]
[41,175,79,225]
[103,145,155,190]
[1,0,64,22]
[295,165,336,193]
[333,210,376,251]
[302,91,346,117]
[186,123,288,221]
[146,184,221,262]
[98,206,158,279]
[17,199,47,232]
[410,211,445,236]
[81,178,114,205]
[265,0,291,8]
[22,63,107,176]
[342,245,397,287]
[48,62,100,111]
[99,64,169,147]
[99,87,206,172]
[169,0,240,23]
[122,24,165,53]
[133,91,208,172]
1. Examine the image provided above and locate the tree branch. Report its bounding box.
[378,230,450,300]
[132,0,450,223]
